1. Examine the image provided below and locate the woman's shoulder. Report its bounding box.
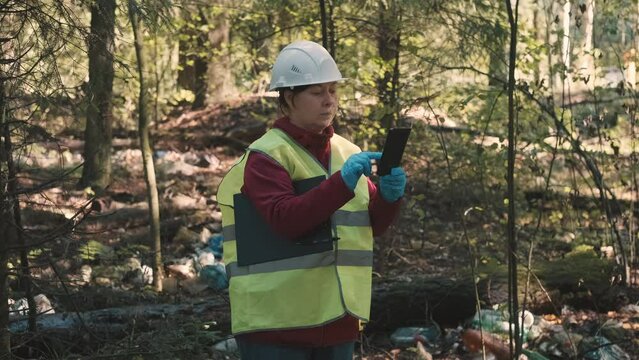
[249,128,288,150]
[331,133,361,152]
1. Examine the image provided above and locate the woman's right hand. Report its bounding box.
[341,151,382,191]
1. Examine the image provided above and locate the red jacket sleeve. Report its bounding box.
[242,152,401,240]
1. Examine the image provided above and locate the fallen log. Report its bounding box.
[369,276,476,331]
[9,298,230,338]
[368,253,634,331]
[11,254,633,339]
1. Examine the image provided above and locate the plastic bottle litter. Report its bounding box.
[208,234,224,259]
[390,325,441,347]
[199,263,228,290]
[470,309,535,339]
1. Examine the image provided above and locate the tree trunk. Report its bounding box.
[206,1,235,103]
[319,0,329,53]
[376,0,401,131]
[177,7,209,109]
[327,2,335,58]
[79,0,115,192]
[319,0,340,132]
[636,0,639,52]
[505,0,521,356]
[129,0,164,292]
[544,0,556,102]
[560,0,571,99]
[533,2,542,85]
[193,9,209,108]
[3,105,36,333]
[577,0,595,91]
[0,78,12,360]
[319,0,335,58]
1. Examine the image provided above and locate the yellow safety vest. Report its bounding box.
[217,128,374,334]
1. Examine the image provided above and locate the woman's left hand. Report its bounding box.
[379,167,407,202]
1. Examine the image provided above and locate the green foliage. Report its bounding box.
[567,244,597,257]
[168,89,196,106]
[78,240,115,261]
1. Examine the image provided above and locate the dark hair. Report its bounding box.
[278,85,310,114]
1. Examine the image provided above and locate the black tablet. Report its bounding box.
[378,127,411,176]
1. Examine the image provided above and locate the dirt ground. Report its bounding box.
[11,97,639,359]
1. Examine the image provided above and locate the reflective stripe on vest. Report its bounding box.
[333,210,370,226]
[225,249,373,277]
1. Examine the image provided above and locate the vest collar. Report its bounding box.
[274,116,333,150]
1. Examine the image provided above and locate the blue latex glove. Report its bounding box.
[341,152,382,191]
[379,167,407,202]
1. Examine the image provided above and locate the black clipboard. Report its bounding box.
[378,127,411,176]
[234,176,333,266]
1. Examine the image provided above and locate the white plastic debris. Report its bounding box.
[34,294,54,315]
[141,265,153,285]
[80,264,92,283]
[9,294,54,318]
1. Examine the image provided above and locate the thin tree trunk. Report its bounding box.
[319,0,335,58]
[128,0,164,292]
[206,1,234,103]
[177,9,208,108]
[632,0,639,280]
[79,0,116,192]
[629,107,637,285]
[319,0,329,53]
[3,111,35,333]
[621,17,627,47]
[532,1,542,85]
[561,0,571,100]
[578,0,595,91]
[376,0,401,131]
[505,0,521,358]
[0,78,12,360]
[193,8,209,109]
[328,0,335,58]
[636,0,639,52]
[319,0,339,131]
[544,0,556,103]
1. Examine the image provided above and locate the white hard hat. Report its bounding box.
[269,40,345,91]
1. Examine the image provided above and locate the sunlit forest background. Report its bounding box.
[1,0,639,359]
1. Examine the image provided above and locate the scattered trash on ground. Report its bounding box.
[386,304,637,359]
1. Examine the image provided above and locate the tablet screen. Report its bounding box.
[378,127,411,176]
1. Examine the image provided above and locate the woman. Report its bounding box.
[217,40,407,360]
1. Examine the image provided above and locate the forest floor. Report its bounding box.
[10,96,639,359]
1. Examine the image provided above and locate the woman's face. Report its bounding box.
[285,82,338,133]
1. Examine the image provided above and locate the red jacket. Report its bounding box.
[238,117,401,347]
